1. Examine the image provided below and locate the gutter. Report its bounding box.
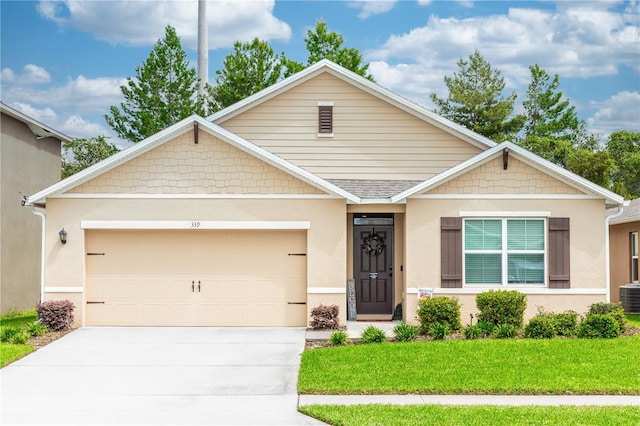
[30,206,47,303]
[605,200,630,302]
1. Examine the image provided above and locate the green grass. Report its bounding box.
[0,309,37,328]
[299,405,640,426]
[299,337,640,395]
[626,314,640,328]
[0,342,34,367]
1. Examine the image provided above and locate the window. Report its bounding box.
[318,102,333,136]
[632,232,639,283]
[464,219,545,285]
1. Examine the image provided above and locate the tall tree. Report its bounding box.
[62,136,119,179]
[208,38,286,112]
[105,25,205,143]
[284,21,374,80]
[607,131,640,198]
[430,50,524,142]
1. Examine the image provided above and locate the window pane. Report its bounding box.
[466,254,501,284]
[508,220,544,250]
[632,259,638,282]
[508,254,544,284]
[632,233,638,257]
[465,220,502,250]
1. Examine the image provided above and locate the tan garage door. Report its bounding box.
[85,229,307,326]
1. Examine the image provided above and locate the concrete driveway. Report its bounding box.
[1,327,325,425]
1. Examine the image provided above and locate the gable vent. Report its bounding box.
[318,103,333,136]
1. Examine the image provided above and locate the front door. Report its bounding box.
[354,220,393,315]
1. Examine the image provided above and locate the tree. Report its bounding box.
[430,50,524,142]
[208,38,286,112]
[607,131,640,198]
[62,136,119,179]
[105,25,205,143]
[284,21,374,80]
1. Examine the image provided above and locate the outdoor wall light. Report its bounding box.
[58,228,68,245]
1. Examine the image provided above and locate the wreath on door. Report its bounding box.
[362,234,386,256]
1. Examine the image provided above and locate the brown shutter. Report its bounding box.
[318,105,333,134]
[441,217,463,288]
[548,218,570,288]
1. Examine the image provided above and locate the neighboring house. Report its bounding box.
[1,102,70,313]
[25,60,623,327]
[607,198,640,303]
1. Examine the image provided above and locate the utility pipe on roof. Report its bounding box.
[605,200,630,303]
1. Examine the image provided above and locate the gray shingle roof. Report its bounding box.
[328,179,423,199]
[607,198,640,224]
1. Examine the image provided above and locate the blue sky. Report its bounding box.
[1,1,638,148]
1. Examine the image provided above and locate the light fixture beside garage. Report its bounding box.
[58,228,67,245]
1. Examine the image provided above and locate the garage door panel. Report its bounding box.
[86,230,307,326]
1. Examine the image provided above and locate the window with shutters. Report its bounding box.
[632,232,639,283]
[318,103,333,137]
[464,218,545,286]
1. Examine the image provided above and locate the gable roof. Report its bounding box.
[26,115,361,206]
[391,141,625,207]
[1,102,72,143]
[208,59,496,151]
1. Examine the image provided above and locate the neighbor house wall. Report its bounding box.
[609,221,640,303]
[1,113,61,312]
[403,156,608,324]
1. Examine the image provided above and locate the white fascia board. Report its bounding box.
[81,220,311,230]
[200,119,361,203]
[27,116,198,205]
[1,102,72,142]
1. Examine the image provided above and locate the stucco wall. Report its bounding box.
[609,221,640,302]
[1,113,61,312]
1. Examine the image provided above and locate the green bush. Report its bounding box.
[463,324,481,339]
[26,322,49,337]
[393,322,419,342]
[525,316,556,339]
[587,302,626,332]
[0,326,21,343]
[360,326,386,344]
[9,331,30,345]
[578,314,621,338]
[552,310,578,336]
[476,290,527,328]
[429,323,450,340]
[493,323,518,339]
[476,320,495,337]
[417,297,461,334]
[328,330,348,346]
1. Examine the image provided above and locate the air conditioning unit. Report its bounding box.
[620,284,640,314]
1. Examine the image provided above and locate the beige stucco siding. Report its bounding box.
[219,73,482,180]
[609,221,640,302]
[70,130,324,195]
[426,156,583,195]
[44,197,347,325]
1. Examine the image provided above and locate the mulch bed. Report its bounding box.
[27,327,78,350]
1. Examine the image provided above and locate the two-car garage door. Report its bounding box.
[85,229,307,326]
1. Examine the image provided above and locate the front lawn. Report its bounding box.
[0,343,34,368]
[0,309,38,367]
[626,314,640,328]
[299,337,640,395]
[299,405,640,426]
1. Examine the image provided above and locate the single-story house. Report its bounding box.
[607,198,639,303]
[1,102,70,313]
[25,60,624,327]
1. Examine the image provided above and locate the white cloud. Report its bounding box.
[10,102,58,124]
[587,91,640,138]
[349,0,398,19]
[37,0,291,49]
[60,115,112,139]
[0,64,51,85]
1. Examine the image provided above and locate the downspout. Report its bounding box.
[30,207,47,303]
[605,200,629,302]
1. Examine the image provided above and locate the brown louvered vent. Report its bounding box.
[318,105,333,134]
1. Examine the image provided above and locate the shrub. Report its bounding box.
[393,322,419,342]
[0,326,21,343]
[476,290,527,328]
[26,322,49,337]
[309,304,340,330]
[578,314,621,338]
[328,330,348,346]
[476,320,495,337]
[463,324,481,339]
[360,326,386,343]
[429,323,450,340]
[417,297,461,334]
[525,316,556,339]
[587,302,626,332]
[552,310,578,336]
[493,323,518,339]
[36,300,75,331]
[9,331,30,345]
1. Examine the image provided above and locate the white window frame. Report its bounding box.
[632,232,639,283]
[463,217,547,287]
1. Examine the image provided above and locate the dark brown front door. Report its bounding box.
[354,224,393,315]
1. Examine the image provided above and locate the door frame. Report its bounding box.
[352,214,394,316]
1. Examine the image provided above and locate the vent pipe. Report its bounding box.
[197,0,208,112]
